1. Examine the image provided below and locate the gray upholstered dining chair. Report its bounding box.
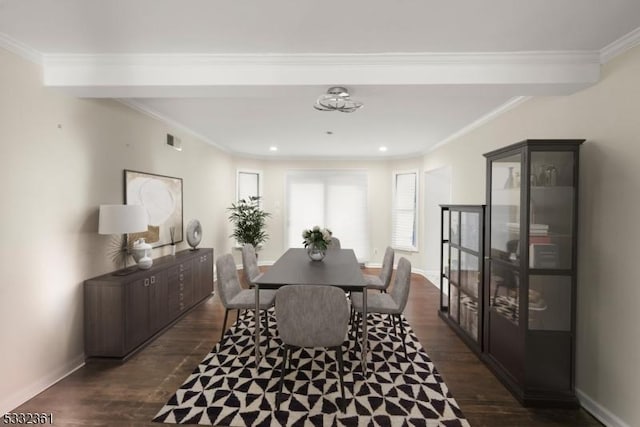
[216,254,277,344]
[241,243,262,287]
[363,246,394,292]
[328,237,341,250]
[274,285,349,410]
[351,257,412,359]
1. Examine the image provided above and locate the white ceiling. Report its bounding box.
[2,1,640,158]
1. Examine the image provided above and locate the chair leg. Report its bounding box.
[220,308,229,341]
[390,314,398,337]
[397,314,408,359]
[349,308,357,341]
[351,312,361,351]
[276,345,289,410]
[335,346,346,412]
[263,309,270,352]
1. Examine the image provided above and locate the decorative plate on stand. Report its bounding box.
[186,219,202,250]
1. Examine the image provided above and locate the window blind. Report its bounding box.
[392,171,418,251]
[286,171,369,261]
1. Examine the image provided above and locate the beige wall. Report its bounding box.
[422,45,640,426]
[0,48,235,413]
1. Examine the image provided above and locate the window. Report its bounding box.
[286,171,369,261]
[392,170,418,251]
[236,170,262,202]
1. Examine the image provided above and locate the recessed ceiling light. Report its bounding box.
[269,146,278,151]
[379,146,388,152]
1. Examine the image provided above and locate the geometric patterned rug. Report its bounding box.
[154,309,469,426]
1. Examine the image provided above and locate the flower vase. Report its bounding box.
[170,244,176,256]
[306,244,326,261]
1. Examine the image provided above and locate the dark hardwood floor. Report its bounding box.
[14,268,601,426]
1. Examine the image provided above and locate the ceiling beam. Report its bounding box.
[42,51,600,98]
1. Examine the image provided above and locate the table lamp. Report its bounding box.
[99,204,149,275]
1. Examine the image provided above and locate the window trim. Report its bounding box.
[391,169,419,252]
[236,169,263,203]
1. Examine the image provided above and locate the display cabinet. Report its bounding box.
[439,204,485,353]
[483,139,583,406]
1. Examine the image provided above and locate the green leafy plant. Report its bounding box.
[227,196,271,247]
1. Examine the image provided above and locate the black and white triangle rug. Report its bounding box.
[154,309,469,426]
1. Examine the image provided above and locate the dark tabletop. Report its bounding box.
[254,248,366,291]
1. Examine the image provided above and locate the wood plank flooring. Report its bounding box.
[13,269,602,426]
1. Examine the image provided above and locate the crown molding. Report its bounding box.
[117,99,230,154]
[0,32,42,64]
[600,26,640,64]
[426,96,532,154]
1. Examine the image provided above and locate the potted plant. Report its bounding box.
[227,196,271,250]
[302,226,332,261]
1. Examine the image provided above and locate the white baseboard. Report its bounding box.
[576,388,630,427]
[0,353,85,415]
[364,262,382,269]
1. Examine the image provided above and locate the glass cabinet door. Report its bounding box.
[529,151,575,270]
[489,153,522,325]
[461,211,480,252]
[491,154,522,266]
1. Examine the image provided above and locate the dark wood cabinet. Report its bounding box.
[483,140,583,407]
[85,248,214,359]
[196,251,214,299]
[439,205,485,354]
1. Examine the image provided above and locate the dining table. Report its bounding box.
[253,248,370,375]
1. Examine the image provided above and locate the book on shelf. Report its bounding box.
[529,243,558,268]
[507,222,549,236]
[529,235,552,244]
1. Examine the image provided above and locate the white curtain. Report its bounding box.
[286,171,370,261]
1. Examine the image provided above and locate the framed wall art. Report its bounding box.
[124,170,183,248]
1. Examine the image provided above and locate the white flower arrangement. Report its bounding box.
[302,226,333,251]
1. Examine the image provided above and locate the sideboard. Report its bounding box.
[84,248,214,359]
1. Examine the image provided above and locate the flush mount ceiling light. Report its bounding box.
[314,86,363,113]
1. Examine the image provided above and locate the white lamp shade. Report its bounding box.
[98,204,149,235]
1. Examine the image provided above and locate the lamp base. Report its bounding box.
[112,266,139,276]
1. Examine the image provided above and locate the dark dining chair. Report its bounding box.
[216,254,276,344]
[351,257,411,359]
[274,285,349,410]
[363,246,394,292]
